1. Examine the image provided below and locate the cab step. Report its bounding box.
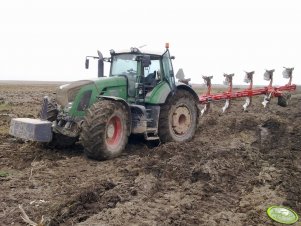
[144,127,159,141]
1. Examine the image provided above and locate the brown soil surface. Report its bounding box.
[0,83,300,226]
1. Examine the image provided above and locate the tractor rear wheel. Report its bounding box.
[158,90,198,143]
[80,100,129,160]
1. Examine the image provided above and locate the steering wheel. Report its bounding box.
[126,68,137,76]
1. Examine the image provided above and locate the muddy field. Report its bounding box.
[0,83,300,226]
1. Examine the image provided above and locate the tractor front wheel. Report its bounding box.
[39,98,77,148]
[159,90,198,142]
[38,97,58,122]
[80,100,129,160]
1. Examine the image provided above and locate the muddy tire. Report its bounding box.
[80,100,129,160]
[39,98,77,148]
[278,93,291,107]
[158,89,198,143]
[38,98,58,121]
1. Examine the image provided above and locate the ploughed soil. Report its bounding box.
[0,83,300,226]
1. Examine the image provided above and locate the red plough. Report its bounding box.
[199,67,296,115]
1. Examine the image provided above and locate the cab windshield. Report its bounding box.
[110,54,138,77]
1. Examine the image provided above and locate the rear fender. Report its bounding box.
[145,82,199,105]
[165,84,200,117]
[162,83,199,104]
[98,96,132,134]
[175,83,199,103]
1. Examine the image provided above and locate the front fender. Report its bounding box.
[144,82,171,104]
[145,81,199,105]
[98,96,132,134]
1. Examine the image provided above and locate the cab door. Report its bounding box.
[162,50,176,92]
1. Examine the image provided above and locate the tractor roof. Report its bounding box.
[112,48,164,56]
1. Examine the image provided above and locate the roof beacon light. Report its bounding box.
[165,43,169,49]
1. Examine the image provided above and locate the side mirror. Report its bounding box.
[135,55,151,67]
[85,58,89,69]
[142,55,151,67]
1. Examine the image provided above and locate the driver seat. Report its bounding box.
[143,70,157,95]
[145,71,157,86]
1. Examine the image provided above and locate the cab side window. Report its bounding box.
[144,60,161,86]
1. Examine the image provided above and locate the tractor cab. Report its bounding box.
[86,44,176,103]
[109,46,176,103]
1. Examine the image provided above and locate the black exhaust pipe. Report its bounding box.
[98,59,104,77]
[85,50,104,77]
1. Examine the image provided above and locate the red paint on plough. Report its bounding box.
[199,67,296,115]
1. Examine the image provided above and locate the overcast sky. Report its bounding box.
[0,0,300,85]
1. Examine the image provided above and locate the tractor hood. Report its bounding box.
[56,77,127,107]
[56,80,94,107]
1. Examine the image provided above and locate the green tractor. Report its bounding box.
[10,44,199,160]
